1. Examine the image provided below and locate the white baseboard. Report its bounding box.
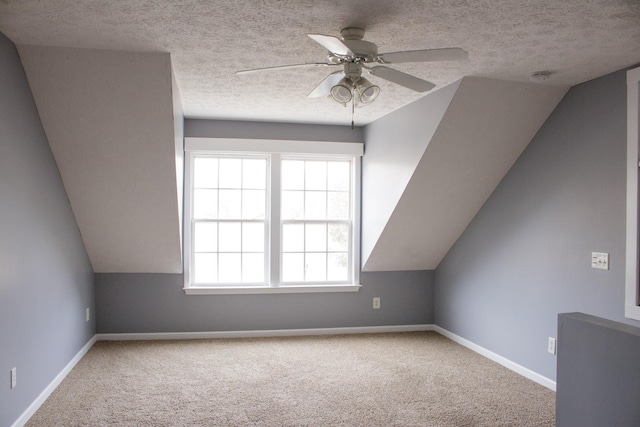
[11,335,97,427]
[96,324,435,341]
[432,325,556,391]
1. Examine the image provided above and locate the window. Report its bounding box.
[184,138,363,294]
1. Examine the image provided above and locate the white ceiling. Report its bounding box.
[0,0,638,126]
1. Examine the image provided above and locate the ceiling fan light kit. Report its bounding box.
[237,27,467,114]
[355,77,380,104]
[330,77,354,103]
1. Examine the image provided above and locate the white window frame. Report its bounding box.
[183,137,363,295]
[626,66,640,321]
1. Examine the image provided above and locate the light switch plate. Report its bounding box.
[591,252,609,270]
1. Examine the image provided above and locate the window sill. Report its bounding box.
[184,284,361,295]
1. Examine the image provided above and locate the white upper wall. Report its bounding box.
[18,46,183,273]
[362,81,462,264]
[362,77,568,271]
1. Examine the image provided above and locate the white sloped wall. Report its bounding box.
[363,77,568,271]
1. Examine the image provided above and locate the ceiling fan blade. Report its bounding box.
[236,62,335,75]
[308,34,354,56]
[377,48,468,64]
[366,66,435,92]
[308,71,345,98]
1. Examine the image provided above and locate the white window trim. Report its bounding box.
[183,137,363,295]
[626,66,640,321]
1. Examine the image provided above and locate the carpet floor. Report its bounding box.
[26,332,555,426]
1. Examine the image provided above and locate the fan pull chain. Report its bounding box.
[351,96,355,129]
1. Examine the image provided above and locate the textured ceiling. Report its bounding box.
[0,0,638,126]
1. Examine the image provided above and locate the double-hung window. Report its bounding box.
[191,155,268,284]
[183,138,362,294]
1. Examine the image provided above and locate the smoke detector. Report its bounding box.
[529,71,552,82]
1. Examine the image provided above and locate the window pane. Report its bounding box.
[242,158,266,189]
[328,253,348,281]
[194,222,217,252]
[328,161,350,191]
[281,190,304,220]
[327,191,349,220]
[283,253,304,282]
[242,222,265,252]
[282,160,304,190]
[218,222,241,252]
[305,253,327,281]
[218,253,241,282]
[194,253,217,283]
[219,158,242,188]
[219,189,241,219]
[305,161,327,190]
[242,253,265,282]
[305,223,327,252]
[242,190,265,219]
[194,158,218,188]
[328,224,349,251]
[282,223,304,252]
[305,192,326,220]
[193,189,217,219]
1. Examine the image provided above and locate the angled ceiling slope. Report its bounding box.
[362,77,568,271]
[19,46,183,273]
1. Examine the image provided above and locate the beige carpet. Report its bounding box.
[27,332,555,426]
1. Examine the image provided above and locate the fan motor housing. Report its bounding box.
[339,27,378,61]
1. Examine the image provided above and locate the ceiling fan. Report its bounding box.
[236,27,468,107]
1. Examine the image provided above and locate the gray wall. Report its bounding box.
[0,32,95,427]
[96,271,433,333]
[556,313,640,426]
[184,119,364,142]
[434,68,637,382]
[96,119,433,334]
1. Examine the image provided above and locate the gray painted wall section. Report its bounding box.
[0,32,95,427]
[185,119,363,143]
[434,68,637,382]
[96,271,433,333]
[556,313,640,426]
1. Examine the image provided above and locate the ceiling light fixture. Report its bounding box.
[330,77,354,103]
[329,76,380,105]
[355,77,380,104]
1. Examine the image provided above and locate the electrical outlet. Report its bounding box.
[373,297,381,309]
[548,337,557,355]
[86,307,90,322]
[11,367,16,389]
